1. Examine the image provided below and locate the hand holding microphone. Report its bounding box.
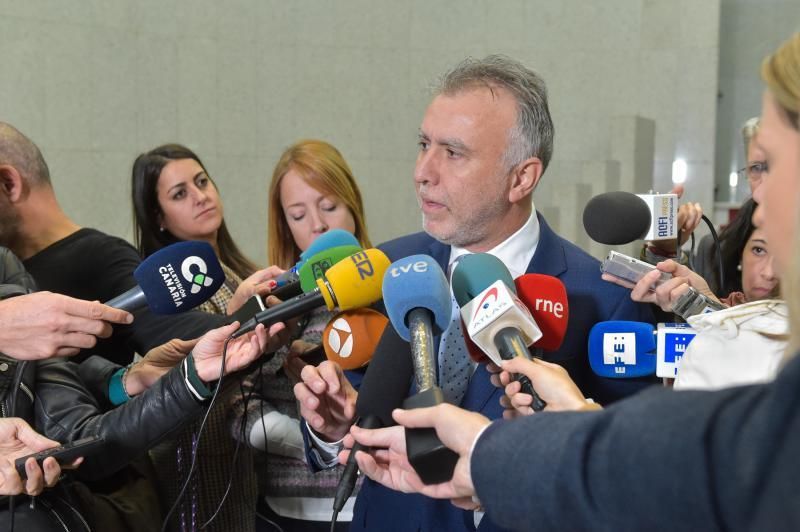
[383,254,459,485]
[452,254,547,411]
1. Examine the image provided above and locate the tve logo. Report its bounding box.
[388,260,428,278]
[603,332,636,370]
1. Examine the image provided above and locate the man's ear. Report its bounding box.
[0,165,25,203]
[508,157,543,203]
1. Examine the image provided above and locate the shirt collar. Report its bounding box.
[448,208,540,279]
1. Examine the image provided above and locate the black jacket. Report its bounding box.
[0,246,210,529]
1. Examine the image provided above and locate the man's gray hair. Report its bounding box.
[741,116,761,157]
[0,122,51,185]
[433,55,555,173]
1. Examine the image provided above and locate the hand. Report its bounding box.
[0,418,81,496]
[226,266,286,315]
[294,361,357,442]
[125,337,199,396]
[604,259,720,311]
[283,340,318,384]
[488,359,587,419]
[0,292,133,360]
[340,405,490,509]
[191,321,282,382]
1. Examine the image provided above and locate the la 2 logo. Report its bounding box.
[351,252,374,280]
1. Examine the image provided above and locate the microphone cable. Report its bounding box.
[161,337,232,532]
[700,214,725,294]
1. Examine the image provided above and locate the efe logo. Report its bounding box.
[327,317,354,358]
[181,256,214,294]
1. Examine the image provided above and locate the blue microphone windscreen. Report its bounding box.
[299,229,359,264]
[134,241,224,314]
[588,321,656,378]
[382,255,451,341]
[451,253,515,307]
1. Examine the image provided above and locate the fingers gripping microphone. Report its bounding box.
[383,255,458,484]
[333,326,414,515]
[105,241,224,314]
[271,245,363,300]
[582,191,678,245]
[322,308,389,370]
[232,249,390,338]
[514,274,569,353]
[452,253,547,411]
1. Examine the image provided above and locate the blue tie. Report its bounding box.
[438,258,472,405]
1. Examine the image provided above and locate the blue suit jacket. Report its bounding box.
[471,353,800,531]
[348,214,656,532]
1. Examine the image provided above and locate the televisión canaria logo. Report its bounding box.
[158,256,214,308]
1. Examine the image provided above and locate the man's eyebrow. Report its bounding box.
[437,137,470,153]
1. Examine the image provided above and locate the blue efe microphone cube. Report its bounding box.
[107,241,224,314]
[588,321,657,378]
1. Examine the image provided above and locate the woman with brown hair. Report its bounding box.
[232,139,371,532]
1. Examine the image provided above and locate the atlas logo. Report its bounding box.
[181,256,214,294]
[327,317,354,358]
[472,287,500,322]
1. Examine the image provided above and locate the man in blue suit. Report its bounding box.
[296,55,654,531]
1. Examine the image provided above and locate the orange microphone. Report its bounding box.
[322,308,389,370]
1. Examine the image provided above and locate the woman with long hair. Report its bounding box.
[232,139,370,532]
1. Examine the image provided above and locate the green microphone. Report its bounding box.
[298,245,363,292]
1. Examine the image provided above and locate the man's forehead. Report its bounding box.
[420,87,515,137]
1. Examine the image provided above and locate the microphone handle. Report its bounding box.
[494,328,548,412]
[105,286,147,312]
[333,415,381,513]
[232,289,324,338]
[407,308,437,392]
[269,280,303,300]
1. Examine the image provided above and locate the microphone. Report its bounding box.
[582,191,678,245]
[514,273,569,353]
[452,254,547,411]
[588,321,657,378]
[105,241,224,314]
[232,249,390,338]
[382,254,458,484]
[299,229,360,264]
[333,326,414,515]
[589,321,697,379]
[656,322,697,378]
[322,308,389,370]
[271,244,363,300]
[272,229,360,292]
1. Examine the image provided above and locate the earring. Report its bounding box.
[737,263,742,271]
[159,226,165,232]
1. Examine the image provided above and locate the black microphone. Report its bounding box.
[333,326,414,515]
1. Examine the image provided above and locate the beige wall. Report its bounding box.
[1,0,722,263]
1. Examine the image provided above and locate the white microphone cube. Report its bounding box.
[461,280,542,366]
[636,193,678,241]
[656,322,697,378]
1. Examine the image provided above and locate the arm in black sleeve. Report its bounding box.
[76,355,121,408]
[472,355,800,532]
[33,357,208,481]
